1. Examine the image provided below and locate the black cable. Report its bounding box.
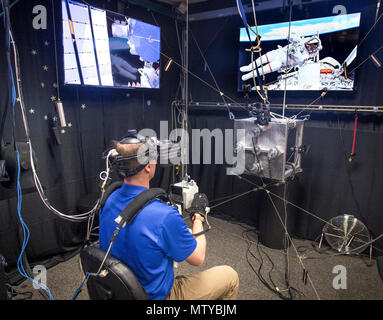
[242,228,303,300]
[243,229,288,299]
[6,284,33,300]
[238,179,305,300]
[282,181,292,299]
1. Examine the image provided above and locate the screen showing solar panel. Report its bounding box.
[62,1,80,84]
[90,7,114,86]
[61,0,161,89]
[68,1,99,86]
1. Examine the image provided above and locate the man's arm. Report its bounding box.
[185,214,206,267]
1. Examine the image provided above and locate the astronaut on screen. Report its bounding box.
[240,33,323,81]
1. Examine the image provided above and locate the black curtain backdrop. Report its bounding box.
[0,0,180,282]
[1,0,383,287]
[185,0,383,253]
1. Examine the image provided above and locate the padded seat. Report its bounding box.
[80,245,148,300]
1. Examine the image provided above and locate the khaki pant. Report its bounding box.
[166,265,239,300]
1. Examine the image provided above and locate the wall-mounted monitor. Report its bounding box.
[61,0,161,89]
[238,12,361,92]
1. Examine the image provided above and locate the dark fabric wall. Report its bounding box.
[1,0,383,284]
[0,0,180,280]
[185,0,383,253]
[187,111,383,253]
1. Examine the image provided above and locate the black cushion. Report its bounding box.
[80,246,148,300]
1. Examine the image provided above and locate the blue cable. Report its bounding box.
[0,0,20,19]
[2,2,54,299]
[14,150,54,300]
[12,81,54,301]
[72,272,95,300]
[11,77,54,300]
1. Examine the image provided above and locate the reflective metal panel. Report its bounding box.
[233,118,305,182]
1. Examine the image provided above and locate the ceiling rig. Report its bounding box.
[181,101,383,114]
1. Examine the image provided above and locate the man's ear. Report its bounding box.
[143,163,151,174]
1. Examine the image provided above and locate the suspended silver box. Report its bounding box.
[232,117,306,182]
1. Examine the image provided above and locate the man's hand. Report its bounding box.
[188,193,209,218]
[191,212,205,223]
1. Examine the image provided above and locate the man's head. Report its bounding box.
[114,139,157,186]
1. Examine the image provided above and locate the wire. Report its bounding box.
[282,181,292,298]
[72,240,113,300]
[0,0,19,18]
[242,228,304,299]
[235,0,267,102]
[209,188,260,209]
[8,26,105,223]
[282,0,293,118]
[3,3,53,297]
[189,28,234,119]
[227,175,373,299]
[265,189,321,300]
[290,90,328,120]
[349,44,383,75]
[5,284,33,300]
[358,10,383,47]
[143,23,252,117]
[235,174,383,254]
[336,116,380,244]
[51,0,60,100]
[71,271,95,300]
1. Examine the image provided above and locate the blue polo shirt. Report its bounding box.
[99,183,197,300]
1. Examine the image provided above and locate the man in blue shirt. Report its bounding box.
[99,138,239,300]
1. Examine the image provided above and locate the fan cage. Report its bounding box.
[323,214,370,255]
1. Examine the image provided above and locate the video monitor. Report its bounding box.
[238,12,361,91]
[61,0,161,89]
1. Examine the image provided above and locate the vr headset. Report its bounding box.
[105,130,181,178]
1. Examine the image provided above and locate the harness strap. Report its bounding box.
[115,188,167,228]
[100,181,123,208]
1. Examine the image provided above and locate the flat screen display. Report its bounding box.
[61,0,161,89]
[238,12,361,91]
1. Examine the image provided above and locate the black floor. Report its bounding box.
[12,216,383,300]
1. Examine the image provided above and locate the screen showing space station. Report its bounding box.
[61,0,161,89]
[238,12,361,92]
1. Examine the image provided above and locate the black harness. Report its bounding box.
[100,181,210,244]
[100,182,168,241]
[74,183,168,300]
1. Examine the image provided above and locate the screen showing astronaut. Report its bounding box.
[62,0,160,89]
[238,13,361,91]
